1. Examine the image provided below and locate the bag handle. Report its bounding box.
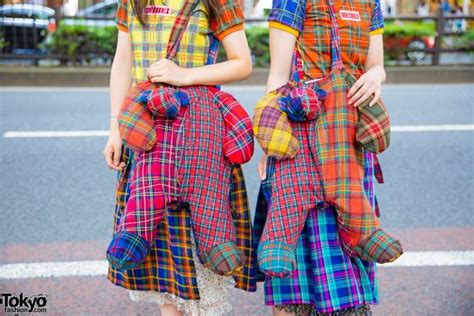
[166,0,199,60]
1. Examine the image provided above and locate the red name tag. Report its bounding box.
[339,10,361,22]
[144,5,172,15]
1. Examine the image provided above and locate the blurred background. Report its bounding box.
[0,0,473,315]
[0,0,473,66]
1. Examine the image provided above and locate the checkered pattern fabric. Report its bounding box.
[269,0,384,79]
[110,105,187,267]
[277,82,327,122]
[253,151,379,312]
[147,86,190,118]
[344,73,391,154]
[115,0,244,82]
[118,81,157,152]
[255,0,401,277]
[310,1,401,263]
[253,90,300,160]
[110,85,254,274]
[206,241,243,276]
[107,231,151,270]
[108,147,257,297]
[354,229,403,263]
[116,0,197,152]
[214,89,254,164]
[109,0,256,297]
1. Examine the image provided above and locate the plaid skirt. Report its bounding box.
[253,151,379,313]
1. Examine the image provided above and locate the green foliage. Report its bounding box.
[245,26,270,67]
[45,22,117,65]
[457,28,474,47]
[0,29,8,49]
[384,21,436,38]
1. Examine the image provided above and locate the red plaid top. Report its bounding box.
[269,0,384,79]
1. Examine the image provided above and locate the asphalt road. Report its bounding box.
[0,84,473,315]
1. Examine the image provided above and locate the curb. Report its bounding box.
[0,65,473,87]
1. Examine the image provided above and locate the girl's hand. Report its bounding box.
[147,59,191,87]
[258,154,268,180]
[347,65,385,108]
[103,122,126,171]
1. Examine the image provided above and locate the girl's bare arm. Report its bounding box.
[348,34,386,107]
[265,28,296,93]
[257,27,297,180]
[103,30,133,171]
[147,30,253,86]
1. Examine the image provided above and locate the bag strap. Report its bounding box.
[290,48,304,82]
[289,0,344,82]
[166,0,199,60]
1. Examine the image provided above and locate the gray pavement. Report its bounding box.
[0,84,473,315]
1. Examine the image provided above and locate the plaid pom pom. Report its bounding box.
[147,86,189,118]
[278,84,326,122]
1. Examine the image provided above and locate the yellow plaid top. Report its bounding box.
[115,0,244,82]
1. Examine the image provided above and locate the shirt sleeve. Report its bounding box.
[115,0,129,33]
[210,0,245,41]
[370,0,384,36]
[268,0,306,37]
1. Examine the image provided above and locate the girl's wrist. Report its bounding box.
[368,65,386,83]
[109,117,120,130]
[183,67,196,86]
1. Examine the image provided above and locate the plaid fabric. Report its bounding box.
[307,1,401,263]
[253,151,379,312]
[214,89,254,164]
[354,229,403,263]
[117,0,198,152]
[257,241,295,278]
[115,0,244,82]
[108,147,257,297]
[253,91,300,160]
[269,0,385,79]
[114,105,186,242]
[229,165,258,291]
[109,0,256,298]
[147,86,190,118]
[277,80,327,122]
[118,81,157,152]
[256,0,401,276]
[111,86,254,272]
[344,73,391,154]
[106,231,151,270]
[177,86,235,255]
[206,241,243,276]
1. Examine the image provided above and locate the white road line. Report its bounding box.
[391,124,474,132]
[383,250,474,268]
[3,124,474,139]
[3,130,109,138]
[0,251,473,280]
[0,260,108,280]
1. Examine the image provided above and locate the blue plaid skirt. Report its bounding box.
[253,151,379,313]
